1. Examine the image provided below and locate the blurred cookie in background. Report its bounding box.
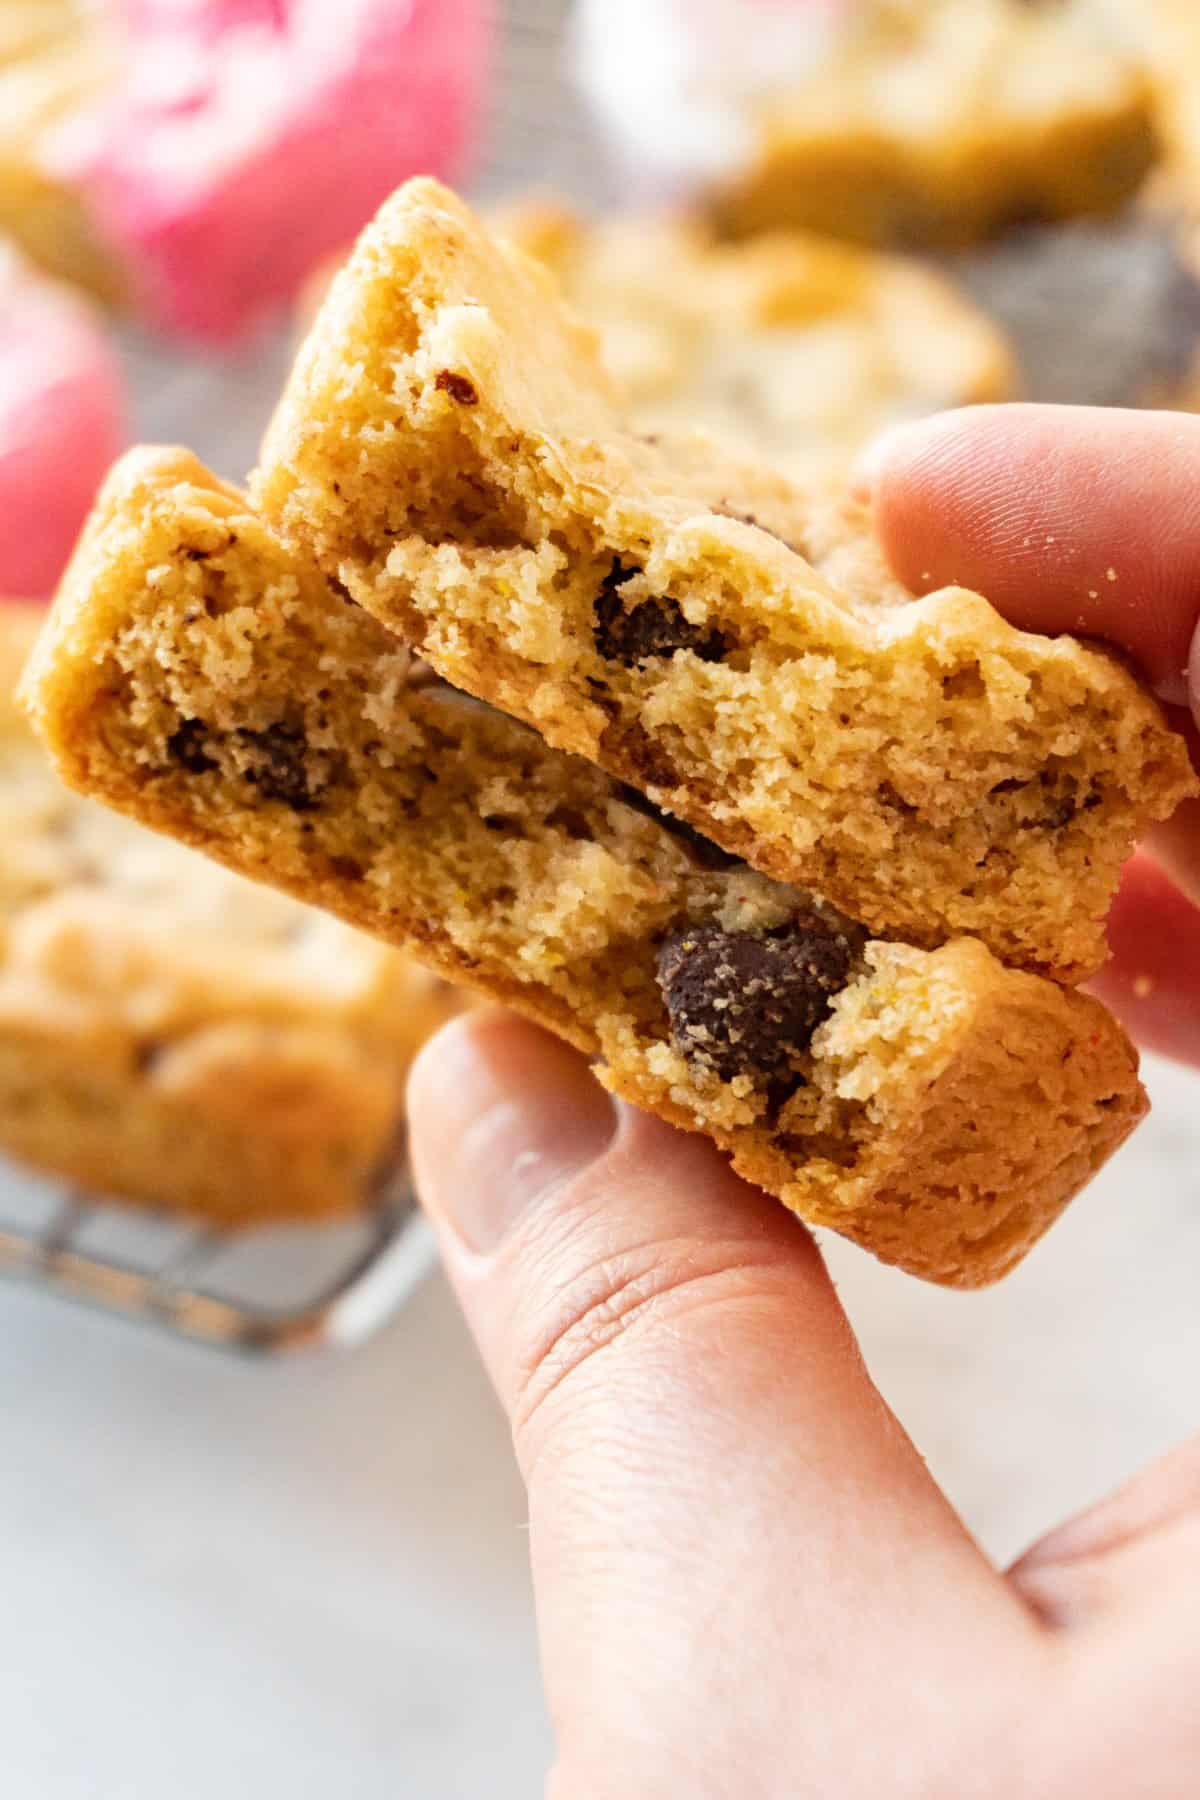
[495,199,1016,481]
[0,243,124,599]
[1091,1,1200,214]
[0,0,121,301]
[575,0,1160,248]
[0,606,460,1227]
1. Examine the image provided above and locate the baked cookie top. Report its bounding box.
[704,0,1158,243]
[495,198,1015,480]
[255,179,1196,980]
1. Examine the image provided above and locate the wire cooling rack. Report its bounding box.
[0,1156,436,1354]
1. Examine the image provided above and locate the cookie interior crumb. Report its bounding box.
[22,451,1148,1284]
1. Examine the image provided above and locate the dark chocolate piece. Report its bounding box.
[593,560,728,666]
[167,719,218,774]
[434,370,480,405]
[237,723,320,812]
[656,916,856,1082]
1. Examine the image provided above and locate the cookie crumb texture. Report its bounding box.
[24,450,1148,1285]
[253,181,1194,982]
[0,606,457,1226]
[706,0,1159,246]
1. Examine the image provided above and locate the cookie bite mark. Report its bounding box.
[592,560,730,667]
[657,915,859,1082]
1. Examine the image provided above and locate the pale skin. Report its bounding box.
[408,407,1200,1798]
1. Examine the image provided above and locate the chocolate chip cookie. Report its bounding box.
[22,449,1148,1286]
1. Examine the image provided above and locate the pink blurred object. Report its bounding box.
[49,0,493,344]
[0,249,124,600]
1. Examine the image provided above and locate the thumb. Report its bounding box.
[861,403,1200,707]
[408,1010,1035,1794]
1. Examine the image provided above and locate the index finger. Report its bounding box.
[864,404,1200,706]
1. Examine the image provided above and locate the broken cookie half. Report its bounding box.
[252,179,1195,984]
[21,449,1147,1288]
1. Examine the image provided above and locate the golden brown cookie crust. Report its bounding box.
[23,450,1147,1285]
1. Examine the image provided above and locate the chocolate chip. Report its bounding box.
[593,560,728,666]
[167,719,218,774]
[545,804,591,840]
[435,370,479,406]
[166,717,325,812]
[615,783,741,871]
[238,724,321,812]
[328,855,364,883]
[613,722,680,792]
[657,917,855,1082]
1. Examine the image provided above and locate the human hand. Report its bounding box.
[862,403,1200,1068]
[409,406,1200,1796]
[410,1011,1200,1799]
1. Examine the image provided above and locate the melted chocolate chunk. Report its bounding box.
[167,719,218,774]
[593,561,728,666]
[239,724,321,812]
[434,369,479,405]
[615,783,741,871]
[657,917,855,1082]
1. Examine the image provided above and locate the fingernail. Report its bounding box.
[408,1012,617,1254]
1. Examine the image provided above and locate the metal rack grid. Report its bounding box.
[0,1161,437,1354]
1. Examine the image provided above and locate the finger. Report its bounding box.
[1089,850,1200,1067]
[1009,1436,1200,1631]
[408,1011,1037,1785]
[863,404,1200,706]
[1142,706,1200,906]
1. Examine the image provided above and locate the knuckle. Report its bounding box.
[508,1234,796,1447]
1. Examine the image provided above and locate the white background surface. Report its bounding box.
[3,3,1200,1794]
[3,1056,1198,1798]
